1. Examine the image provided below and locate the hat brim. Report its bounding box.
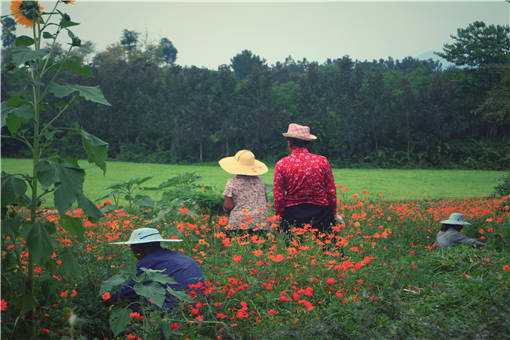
[218,157,268,176]
[110,239,183,245]
[440,219,471,226]
[282,132,317,141]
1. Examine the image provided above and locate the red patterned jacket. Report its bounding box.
[273,147,337,216]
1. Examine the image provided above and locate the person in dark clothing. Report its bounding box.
[274,123,337,233]
[110,227,205,310]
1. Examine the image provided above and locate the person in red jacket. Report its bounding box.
[274,123,337,233]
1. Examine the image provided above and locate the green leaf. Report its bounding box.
[100,274,127,294]
[3,104,33,135]
[1,172,28,207]
[53,162,85,215]
[109,307,130,336]
[81,130,108,174]
[167,287,193,303]
[61,20,80,28]
[73,85,111,106]
[134,195,155,208]
[61,247,80,277]
[47,82,76,98]
[60,215,84,240]
[77,193,102,221]
[15,35,35,47]
[2,215,24,238]
[7,96,25,108]
[36,160,57,189]
[48,82,111,106]
[64,58,92,77]
[11,47,48,66]
[133,282,166,308]
[140,268,177,285]
[26,222,53,265]
[42,32,54,39]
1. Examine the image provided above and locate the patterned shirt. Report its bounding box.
[223,175,269,230]
[273,147,337,216]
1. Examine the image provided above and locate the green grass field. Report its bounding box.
[1,158,505,201]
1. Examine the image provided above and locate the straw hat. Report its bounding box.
[219,150,268,176]
[282,123,317,141]
[440,213,471,226]
[110,227,183,245]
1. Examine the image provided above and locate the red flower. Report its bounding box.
[195,315,204,321]
[0,299,8,312]
[232,255,242,263]
[33,266,43,274]
[326,277,336,285]
[236,309,249,319]
[102,292,111,301]
[170,322,181,330]
[59,290,68,298]
[216,313,227,319]
[503,265,510,272]
[41,328,50,335]
[71,289,78,297]
[279,294,291,302]
[178,207,190,214]
[129,312,144,320]
[298,299,314,311]
[267,309,279,315]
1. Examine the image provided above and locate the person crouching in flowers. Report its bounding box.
[108,227,205,310]
[436,213,485,249]
[219,150,270,236]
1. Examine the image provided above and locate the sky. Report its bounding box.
[2,1,509,69]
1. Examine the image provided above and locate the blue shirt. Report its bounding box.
[114,248,205,309]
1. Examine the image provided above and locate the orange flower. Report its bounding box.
[10,0,43,27]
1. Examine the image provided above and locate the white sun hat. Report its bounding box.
[110,227,183,245]
[440,212,471,226]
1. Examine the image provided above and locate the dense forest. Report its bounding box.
[2,20,509,169]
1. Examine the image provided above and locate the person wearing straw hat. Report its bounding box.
[274,123,337,233]
[219,150,269,234]
[436,213,485,249]
[109,227,205,309]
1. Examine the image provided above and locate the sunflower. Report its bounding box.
[10,1,44,28]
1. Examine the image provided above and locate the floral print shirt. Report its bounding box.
[223,175,269,230]
[273,147,337,216]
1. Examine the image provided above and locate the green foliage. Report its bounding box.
[6,22,508,169]
[0,3,110,336]
[494,173,510,196]
[436,21,510,67]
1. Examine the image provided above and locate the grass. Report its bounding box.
[1,158,504,202]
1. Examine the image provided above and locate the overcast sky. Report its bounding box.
[3,1,509,69]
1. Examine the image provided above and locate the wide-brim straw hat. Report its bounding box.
[219,150,268,176]
[110,227,183,245]
[282,123,317,141]
[440,212,471,226]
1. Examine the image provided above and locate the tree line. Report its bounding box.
[2,22,510,169]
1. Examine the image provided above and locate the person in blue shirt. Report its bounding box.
[110,227,205,310]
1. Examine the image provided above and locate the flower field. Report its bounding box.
[2,191,509,339]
